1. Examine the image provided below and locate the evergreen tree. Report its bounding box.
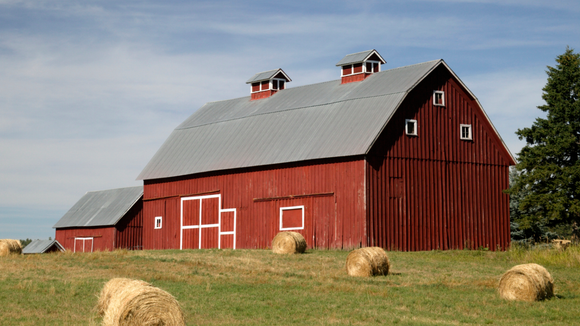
[508,47,580,239]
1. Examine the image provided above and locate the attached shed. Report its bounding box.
[53,186,143,252]
[22,239,65,254]
[138,49,516,251]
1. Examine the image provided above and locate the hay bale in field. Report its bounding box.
[498,263,554,301]
[100,278,185,326]
[271,231,307,254]
[552,239,572,251]
[97,278,150,316]
[0,239,22,256]
[345,247,390,277]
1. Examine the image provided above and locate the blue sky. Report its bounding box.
[1,0,579,240]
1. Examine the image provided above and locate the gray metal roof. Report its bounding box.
[138,60,444,180]
[246,69,291,84]
[22,239,65,254]
[53,186,143,228]
[336,49,386,66]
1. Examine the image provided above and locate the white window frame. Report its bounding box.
[405,119,418,136]
[460,124,472,140]
[279,205,305,231]
[433,90,445,106]
[364,60,381,73]
[154,216,162,229]
[271,78,286,91]
[74,237,93,253]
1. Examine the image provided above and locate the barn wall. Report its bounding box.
[143,158,366,250]
[115,199,144,250]
[55,227,116,252]
[366,65,512,251]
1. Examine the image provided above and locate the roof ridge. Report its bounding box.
[85,185,143,194]
[204,60,441,106]
[177,90,408,130]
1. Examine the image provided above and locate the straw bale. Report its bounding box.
[0,239,22,256]
[345,247,390,277]
[552,239,572,251]
[272,232,307,254]
[97,278,150,316]
[101,278,185,326]
[498,263,554,301]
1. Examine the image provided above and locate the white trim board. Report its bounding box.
[180,194,237,250]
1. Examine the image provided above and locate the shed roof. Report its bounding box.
[138,59,514,181]
[335,49,386,66]
[22,239,65,254]
[53,186,143,228]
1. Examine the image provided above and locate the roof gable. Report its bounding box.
[336,49,386,66]
[53,186,143,228]
[246,68,291,84]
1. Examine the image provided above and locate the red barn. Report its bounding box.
[138,49,516,251]
[53,186,143,252]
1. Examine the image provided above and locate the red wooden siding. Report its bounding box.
[114,200,143,250]
[366,65,512,251]
[143,158,366,250]
[341,73,368,84]
[251,89,278,100]
[55,227,115,252]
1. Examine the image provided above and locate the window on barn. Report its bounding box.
[460,124,472,140]
[433,91,445,106]
[280,206,304,230]
[155,216,162,229]
[272,79,285,90]
[405,119,417,136]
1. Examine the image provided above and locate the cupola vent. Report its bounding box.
[336,49,386,84]
[246,68,291,100]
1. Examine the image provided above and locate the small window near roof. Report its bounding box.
[155,216,162,229]
[406,119,417,136]
[434,91,445,106]
[460,124,472,140]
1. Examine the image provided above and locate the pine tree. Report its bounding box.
[508,47,580,239]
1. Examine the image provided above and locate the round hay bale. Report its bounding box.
[97,278,150,316]
[498,263,554,301]
[0,239,22,256]
[102,278,185,326]
[271,231,307,254]
[552,239,571,251]
[345,247,390,277]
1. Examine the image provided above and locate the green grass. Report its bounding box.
[1,246,579,325]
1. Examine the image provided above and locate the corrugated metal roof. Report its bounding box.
[22,239,64,254]
[246,68,291,84]
[53,186,143,228]
[335,49,385,66]
[138,60,441,180]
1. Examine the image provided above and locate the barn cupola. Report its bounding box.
[246,68,291,101]
[336,49,386,84]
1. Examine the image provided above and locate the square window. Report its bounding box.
[280,206,304,230]
[433,91,445,106]
[405,119,417,136]
[154,216,162,229]
[460,124,472,140]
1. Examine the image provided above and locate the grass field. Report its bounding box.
[1,246,579,325]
